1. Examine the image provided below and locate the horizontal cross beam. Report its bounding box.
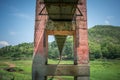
[37,64,89,76]
[46,30,75,35]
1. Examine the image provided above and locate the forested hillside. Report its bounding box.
[0,43,33,60]
[89,25,120,59]
[0,25,120,60]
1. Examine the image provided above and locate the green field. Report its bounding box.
[0,59,120,80]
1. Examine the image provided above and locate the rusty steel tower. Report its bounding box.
[32,0,89,80]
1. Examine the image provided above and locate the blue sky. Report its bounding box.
[0,0,120,47]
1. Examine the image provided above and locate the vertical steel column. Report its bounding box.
[75,0,89,80]
[32,0,48,80]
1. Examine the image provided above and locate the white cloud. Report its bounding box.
[9,6,34,20]
[0,41,9,48]
[9,31,16,36]
[107,16,114,20]
[105,20,110,25]
[105,16,114,25]
[9,6,19,12]
[13,13,32,19]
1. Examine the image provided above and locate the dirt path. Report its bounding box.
[4,62,15,68]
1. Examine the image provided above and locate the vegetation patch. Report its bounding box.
[0,25,120,80]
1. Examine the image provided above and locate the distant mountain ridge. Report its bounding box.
[88,25,120,44]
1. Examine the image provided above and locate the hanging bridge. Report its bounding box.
[32,0,89,80]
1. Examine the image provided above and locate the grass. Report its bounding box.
[0,60,32,80]
[90,60,120,80]
[0,59,120,80]
[48,59,73,64]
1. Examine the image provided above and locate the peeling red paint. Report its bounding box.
[75,0,89,64]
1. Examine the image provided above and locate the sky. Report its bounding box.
[0,0,120,47]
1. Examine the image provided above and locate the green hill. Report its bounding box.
[89,25,120,59]
[0,25,120,60]
[89,25,120,44]
[0,43,33,60]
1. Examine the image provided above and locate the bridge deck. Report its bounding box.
[40,0,80,21]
